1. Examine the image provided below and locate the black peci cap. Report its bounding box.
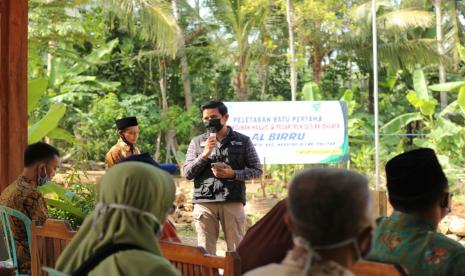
[116,117,138,130]
[386,148,448,208]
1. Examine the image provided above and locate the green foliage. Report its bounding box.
[29,104,67,144]
[28,79,48,113]
[99,0,180,56]
[300,82,320,100]
[381,112,422,134]
[267,164,305,184]
[458,86,465,112]
[27,78,70,144]
[406,92,437,116]
[27,0,465,194]
[39,182,97,229]
[343,1,439,72]
[429,81,465,92]
[61,38,119,78]
[73,93,129,160]
[413,69,429,100]
[459,44,465,61]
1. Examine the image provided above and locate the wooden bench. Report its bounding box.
[160,241,241,276]
[31,220,410,276]
[351,261,408,276]
[30,220,240,276]
[31,219,77,276]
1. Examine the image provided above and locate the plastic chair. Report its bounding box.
[42,267,70,276]
[0,205,32,276]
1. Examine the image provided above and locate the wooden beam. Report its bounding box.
[371,190,387,218]
[0,0,28,192]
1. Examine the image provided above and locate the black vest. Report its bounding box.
[192,128,249,204]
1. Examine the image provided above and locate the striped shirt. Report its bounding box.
[183,128,262,181]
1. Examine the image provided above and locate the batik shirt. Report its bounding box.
[367,211,465,276]
[0,176,48,273]
[105,138,140,169]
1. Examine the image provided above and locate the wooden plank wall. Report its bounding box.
[0,0,28,192]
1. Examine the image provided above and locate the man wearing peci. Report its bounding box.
[183,100,262,255]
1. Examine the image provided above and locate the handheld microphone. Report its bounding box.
[207,127,220,160]
[208,128,218,146]
[208,127,217,137]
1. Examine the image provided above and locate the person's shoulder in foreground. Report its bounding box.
[55,162,179,275]
[246,167,372,276]
[368,147,465,275]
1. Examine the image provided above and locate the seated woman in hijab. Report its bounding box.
[121,153,180,243]
[55,162,180,275]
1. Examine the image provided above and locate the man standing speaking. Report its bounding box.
[183,101,262,255]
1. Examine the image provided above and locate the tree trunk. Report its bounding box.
[179,52,192,108]
[159,58,177,163]
[47,41,56,78]
[195,0,200,17]
[46,38,56,97]
[46,0,55,85]
[234,50,249,99]
[310,46,324,85]
[448,0,461,71]
[154,131,162,162]
[311,57,323,84]
[165,129,177,163]
[159,58,169,112]
[172,0,193,109]
[258,57,269,99]
[435,0,447,109]
[286,0,297,101]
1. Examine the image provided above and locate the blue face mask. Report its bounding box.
[37,166,51,186]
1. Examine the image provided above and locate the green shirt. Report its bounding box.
[367,211,465,276]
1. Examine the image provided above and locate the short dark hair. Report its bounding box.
[200,101,228,116]
[24,142,60,167]
[388,191,446,213]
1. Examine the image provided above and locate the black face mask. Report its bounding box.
[204,118,223,132]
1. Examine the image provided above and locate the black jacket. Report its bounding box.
[191,128,250,204]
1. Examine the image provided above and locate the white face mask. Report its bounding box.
[92,202,161,238]
[293,229,368,275]
[37,166,51,186]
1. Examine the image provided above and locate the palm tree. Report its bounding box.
[100,0,180,57]
[292,0,354,86]
[343,0,441,113]
[396,0,465,109]
[172,0,193,109]
[439,0,465,70]
[252,7,287,99]
[434,0,447,109]
[100,0,182,162]
[208,0,269,99]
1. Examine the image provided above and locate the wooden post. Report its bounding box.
[0,0,28,192]
[260,158,267,198]
[371,190,387,218]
